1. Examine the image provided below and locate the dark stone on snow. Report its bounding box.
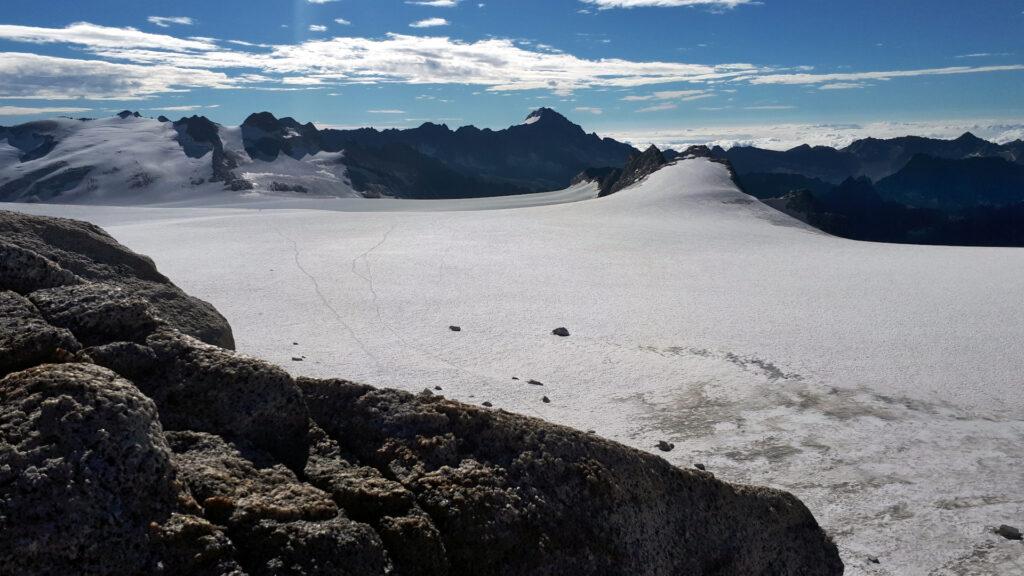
[995,524,1022,540]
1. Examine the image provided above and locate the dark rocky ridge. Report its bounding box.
[0,209,845,575]
[320,108,638,191]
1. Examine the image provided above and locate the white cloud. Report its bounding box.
[574,106,603,114]
[743,105,795,110]
[308,25,328,32]
[406,0,461,5]
[334,18,352,25]
[410,18,450,28]
[818,82,867,90]
[955,52,1013,59]
[368,109,406,113]
[0,22,1020,103]
[146,16,193,28]
[622,89,712,101]
[637,102,678,112]
[147,16,194,28]
[307,0,339,3]
[579,0,756,8]
[749,65,1024,85]
[0,105,91,116]
[605,119,1024,151]
[0,52,235,100]
[148,104,220,111]
[0,22,214,51]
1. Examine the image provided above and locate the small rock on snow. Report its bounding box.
[552,327,570,337]
[291,357,303,362]
[694,463,706,471]
[527,379,544,386]
[656,441,675,452]
[542,396,550,403]
[995,525,1022,540]
[449,325,461,332]
[482,401,493,408]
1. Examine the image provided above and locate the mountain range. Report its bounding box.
[2,107,1023,245]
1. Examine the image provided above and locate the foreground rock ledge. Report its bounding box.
[0,210,843,575]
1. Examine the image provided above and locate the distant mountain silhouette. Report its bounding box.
[716,132,1024,191]
[768,154,1024,246]
[319,108,638,191]
[876,154,1024,210]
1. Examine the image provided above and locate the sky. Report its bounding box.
[1,0,1023,148]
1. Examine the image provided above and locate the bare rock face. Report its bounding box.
[140,330,311,469]
[299,379,844,575]
[0,241,79,294]
[0,210,844,575]
[0,210,233,348]
[0,363,180,576]
[0,290,80,377]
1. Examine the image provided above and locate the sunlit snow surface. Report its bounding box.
[9,159,1024,575]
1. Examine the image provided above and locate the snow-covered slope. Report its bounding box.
[8,158,1024,575]
[0,115,358,204]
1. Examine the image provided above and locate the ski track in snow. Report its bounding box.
[7,158,1024,575]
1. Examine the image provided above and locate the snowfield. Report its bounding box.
[8,158,1024,575]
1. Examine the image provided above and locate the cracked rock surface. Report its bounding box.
[0,210,843,575]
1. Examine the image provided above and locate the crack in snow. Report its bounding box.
[268,218,382,367]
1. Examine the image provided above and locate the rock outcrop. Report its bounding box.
[0,209,844,575]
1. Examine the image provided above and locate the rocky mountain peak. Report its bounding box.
[242,111,282,133]
[523,107,574,128]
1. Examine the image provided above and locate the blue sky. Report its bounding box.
[1,0,1023,147]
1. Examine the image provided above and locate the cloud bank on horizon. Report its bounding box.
[0,0,1020,138]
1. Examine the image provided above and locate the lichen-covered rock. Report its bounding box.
[29,282,162,346]
[0,363,181,576]
[150,513,247,576]
[141,331,310,468]
[237,518,389,576]
[0,241,79,294]
[299,378,845,576]
[0,210,234,348]
[0,290,80,377]
[167,431,390,576]
[167,431,337,526]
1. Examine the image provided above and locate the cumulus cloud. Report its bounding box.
[574,106,603,114]
[406,0,461,5]
[0,105,91,115]
[0,21,1020,103]
[410,18,450,28]
[147,16,194,28]
[0,52,234,100]
[308,25,328,32]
